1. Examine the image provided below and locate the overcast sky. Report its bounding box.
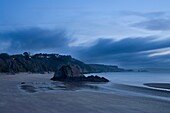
[0,0,170,68]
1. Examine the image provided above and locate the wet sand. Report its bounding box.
[144,83,170,90]
[0,73,170,113]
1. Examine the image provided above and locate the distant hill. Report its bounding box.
[88,64,126,73]
[0,52,128,74]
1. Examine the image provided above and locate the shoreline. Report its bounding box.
[144,83,170,90]
[0,73,170,113]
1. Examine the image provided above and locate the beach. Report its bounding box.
[144,83,170,90]
[0,73,170,113]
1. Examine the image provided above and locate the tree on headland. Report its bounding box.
[23,52,31,60]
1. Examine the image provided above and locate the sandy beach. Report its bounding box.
[0,73,170,113]
[144,83,170,90]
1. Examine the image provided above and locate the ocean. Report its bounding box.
[85,72,170,101]
[86,72,170,86]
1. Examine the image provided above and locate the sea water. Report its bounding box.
[86,72,170,86]
[85,72,170,101]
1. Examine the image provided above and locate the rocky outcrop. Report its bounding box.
[51,65,109,82]
[51,65,84,81]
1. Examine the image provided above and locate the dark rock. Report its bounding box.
[51,65,109,82]
[51,65,84,81]
[86,75,109,82]
[21,82,26,84]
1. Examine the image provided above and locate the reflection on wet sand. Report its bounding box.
[20,81,103,93]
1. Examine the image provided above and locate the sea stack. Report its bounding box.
[51,65,109,82]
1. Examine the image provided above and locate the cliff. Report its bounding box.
[0,53,127,74]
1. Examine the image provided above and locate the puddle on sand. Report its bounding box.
[20,85,37,93]
[19,81,104,93]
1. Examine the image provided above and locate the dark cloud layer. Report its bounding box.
[133,19,170,31]
[77,37,170,56]
[75,38,170,68]
[0,28,69,53]
[0,28,170,68]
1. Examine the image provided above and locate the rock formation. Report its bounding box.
[51,65,109,82]
[51,65,84,80]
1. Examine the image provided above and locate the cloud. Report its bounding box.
[121,11,168,19]
[0,27,170,68]
[146,47,170,57]
[133,19,170,31]
[121,11,170,31]
[77,37,170,56]
[75,37,170,68]
[0,28,70,53]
